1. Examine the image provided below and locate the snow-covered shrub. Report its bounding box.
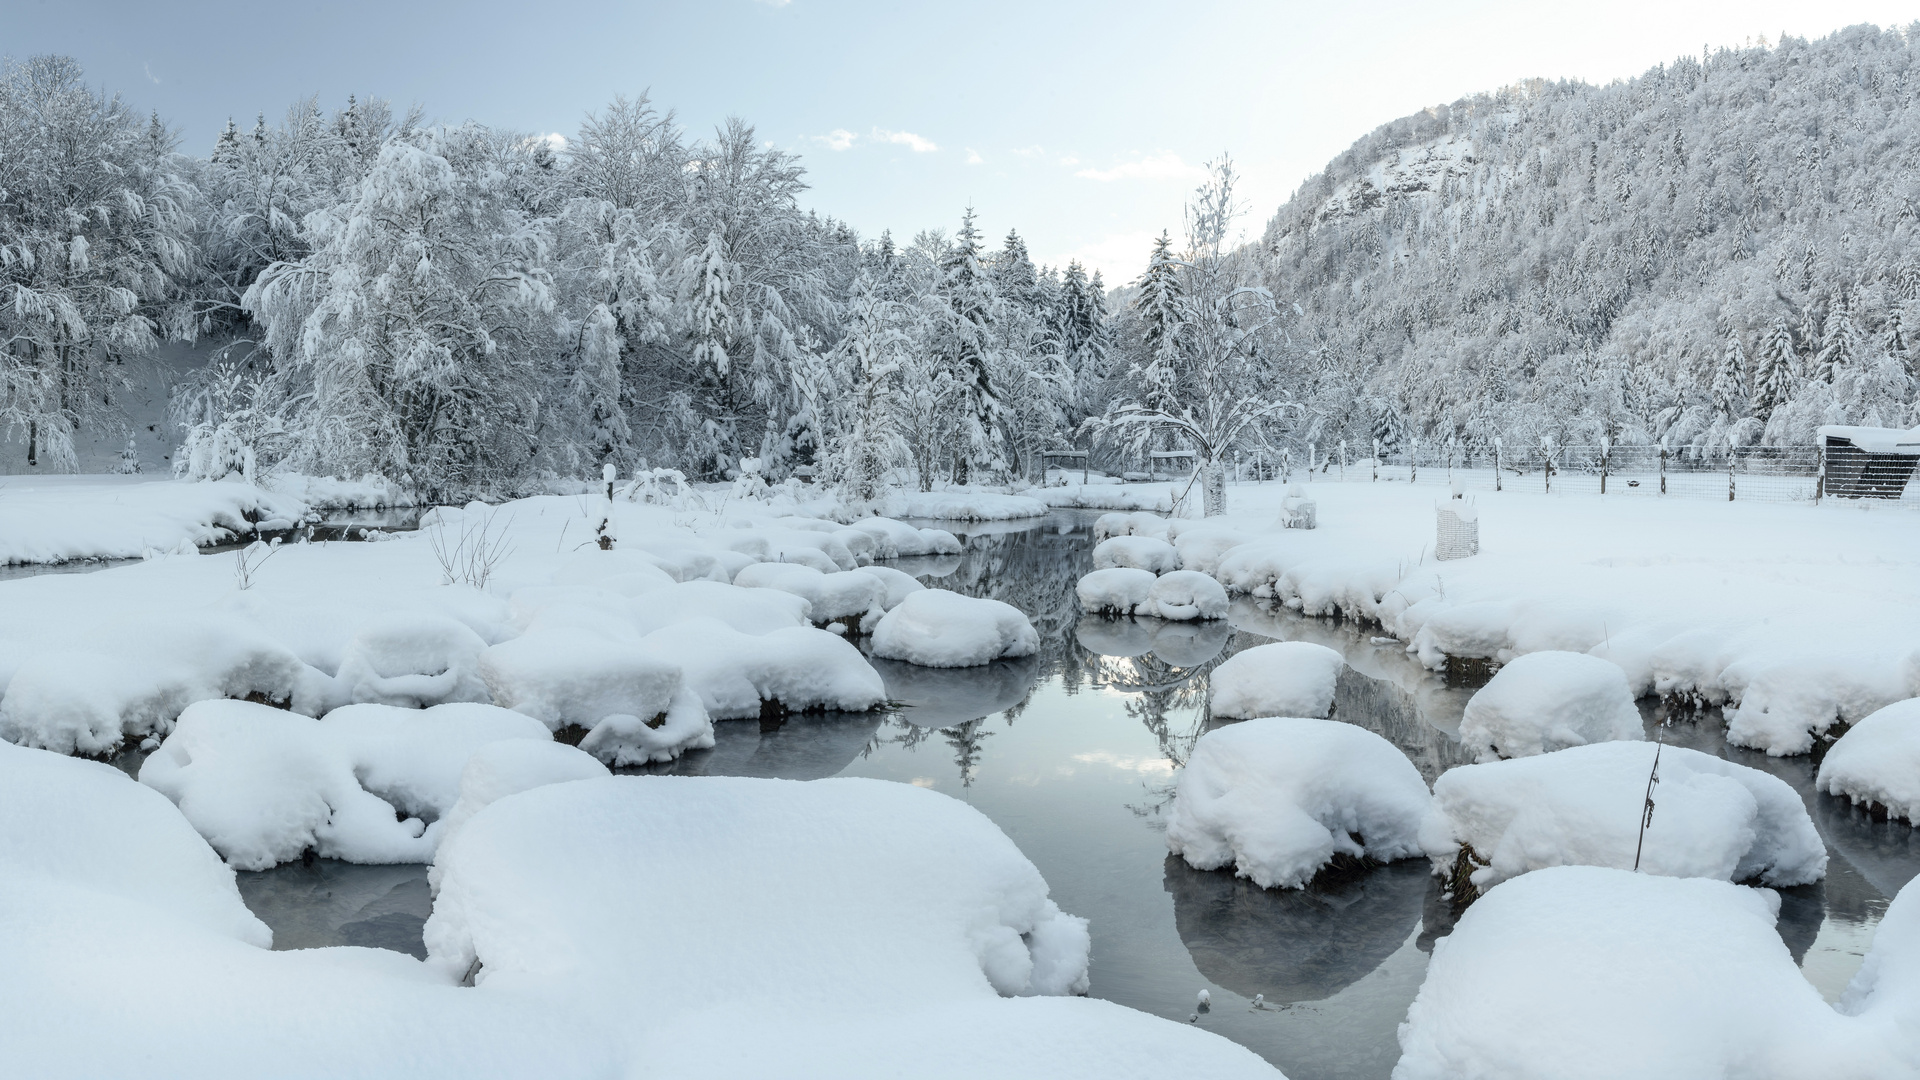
[1459,651,1643,761]
[637,619,886,719]
[870,589,1040,667]
[1394,866,1912,1080]
[1817,698,1920,822]
[1145,570,1229,621]
[732,562,884,625]
[333,614,491,708]
[1424,742,1826,896]
[1208,641,1344,720]
[1091,534,1179,574]
[1166,717,1431,889]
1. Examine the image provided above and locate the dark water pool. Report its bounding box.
[235,510,1920,1080]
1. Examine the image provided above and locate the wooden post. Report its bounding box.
[1308,442,1316,481]
[1815,442,1825,503]
[1282,449,1291,482]
[1728,451,1736,502]
[1339,439,1348,481]
[1600,438,1610,495]
[1659,445,1667,495]
[1543,438,1553,494]
[1493,438,1502,491]
[1411,438,1419,484]
[1372,439,1380,482]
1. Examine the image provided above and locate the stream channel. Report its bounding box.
[183,509,1920,1079]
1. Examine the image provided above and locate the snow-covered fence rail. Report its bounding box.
[1354,444,1917,505]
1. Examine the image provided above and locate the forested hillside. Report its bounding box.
[1264,23,1920,456]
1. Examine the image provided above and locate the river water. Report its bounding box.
[232,509,1920,1080]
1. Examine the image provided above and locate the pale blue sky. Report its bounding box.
[11,0,1916,281]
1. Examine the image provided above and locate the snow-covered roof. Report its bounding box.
[1816,425,1920,455]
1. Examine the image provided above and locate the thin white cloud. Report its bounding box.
[1074,152,1206,183]
[540,133,567,152]
[873,127,937,153]
[1011,145,1045,158]
[811,128,857,151]
[143,62,161,85]
[1058,156,1079,166]
[965,148,983,165]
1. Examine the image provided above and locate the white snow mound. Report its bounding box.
[1092,535,1180,574]
[1424,741,1826,892]
[1167,717,1431,889]
[1459,650,1644,760]
[1817,697,1920,823]
[637,619,886,719]
[733,561,884,624]
[1209,641,1344,720]
[333,613,491,708]
[870,589,1040,667]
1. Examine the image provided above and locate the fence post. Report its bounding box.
[1308,442,1316,481]
[1282,449,1291,482]
[1411,438,1419,484]
[1728,450,1736,502]
[1372,439,1380,482]
[1600,438,1610,495]
[1493,438,1503,491]
[1542,438,1553,494]
[1815,442,1825,503]
[1659,445,1667,495]
[1339,439,1347,481]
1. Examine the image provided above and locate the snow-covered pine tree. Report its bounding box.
[825,271,907,504]
[932,208,1004,485]
[1750,317,1798,420]
[1711,331,1749,422]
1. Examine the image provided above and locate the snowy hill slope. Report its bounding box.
[1266,23,1920,455]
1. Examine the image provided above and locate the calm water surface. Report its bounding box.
[235,509,1920,1080]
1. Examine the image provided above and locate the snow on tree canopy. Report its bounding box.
[1166,717,1431,890]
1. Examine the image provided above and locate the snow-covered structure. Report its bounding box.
[1458,651,1644,761]
[1166,717,1431,889]
[1208,641,1344,720]
[1423,742,1826,897]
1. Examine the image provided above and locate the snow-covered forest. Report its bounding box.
[1268,23,1920,456]
[10,26,1920,499]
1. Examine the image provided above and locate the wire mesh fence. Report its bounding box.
[1230,440,1920,505]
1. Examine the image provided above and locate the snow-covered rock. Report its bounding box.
[333,613,491,708]
[1209,641,1343,720]
[1459,650,1644,760]
[870,589,1040,667]
[628,578,813,635]
[315,702,552,820]
[1818,698,1920,823]
[1394,866,1913,1080]
[477,630,715,764]
[887,490,1049,521]
[0,738,270,945]
[1424,742,1826,895]
[637,619,886,719]
[427,739,609,889]
[853,563,926,609]
[0,614,329,756]
[140,700,437,869]
[424,774,1277,1076]
[1145,570,1229,621]
[720,526,859,571]
[1093,511,1170,542]
[1167,717,1431,889]
[733,562,884,624]
[549,548,677,594]
[1076,567,1158,616]
[1091,535,1180,574]
[845,516,962,558]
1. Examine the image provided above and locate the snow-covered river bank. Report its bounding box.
[86,508,1913,1080]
